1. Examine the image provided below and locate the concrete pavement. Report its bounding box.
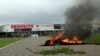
[0,37,100,56]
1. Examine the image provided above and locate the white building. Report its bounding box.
[0,24,64,38]
[0,23,98,38]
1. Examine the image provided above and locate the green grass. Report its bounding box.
[39,47,86,55]
[0,38,22,48]
[86,33,100,45]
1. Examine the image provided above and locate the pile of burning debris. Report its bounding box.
[43,32,83,46]
[42,0,100,46]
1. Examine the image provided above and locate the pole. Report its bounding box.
[6,30,8,38]
[6,32,7,38]
[40,31,41,36]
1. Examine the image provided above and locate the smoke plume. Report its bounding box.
[63,0,100,40]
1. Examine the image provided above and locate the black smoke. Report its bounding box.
[63,0,98,40]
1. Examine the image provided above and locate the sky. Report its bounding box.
[0,0,76,25]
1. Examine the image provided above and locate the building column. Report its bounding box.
[40,31,41,36]
[50,31,52,36]
[6,30,8,38]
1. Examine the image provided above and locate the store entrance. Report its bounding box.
[14,28,32,37]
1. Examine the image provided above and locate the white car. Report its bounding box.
[31,34,39,37]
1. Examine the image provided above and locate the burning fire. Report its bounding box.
[43,32,83,46]
[49,32,64,45]
[62,36,82,44]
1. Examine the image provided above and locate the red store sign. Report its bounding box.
[11,24,33,29]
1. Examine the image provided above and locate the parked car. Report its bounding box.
[31,34,39,37]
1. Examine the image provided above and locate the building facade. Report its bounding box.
[0,24,64,38]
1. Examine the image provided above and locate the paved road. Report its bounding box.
[0,37,100,56]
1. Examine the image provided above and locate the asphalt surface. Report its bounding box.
[0,37,100,56]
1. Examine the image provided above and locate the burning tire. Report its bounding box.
[43,40,52,46]
[43,40,60,46]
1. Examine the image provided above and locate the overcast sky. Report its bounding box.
[0,0,76,25]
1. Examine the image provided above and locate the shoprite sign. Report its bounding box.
[11,24,33,29]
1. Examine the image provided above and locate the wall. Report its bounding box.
[32,24,54,31]
[1,25,14,32]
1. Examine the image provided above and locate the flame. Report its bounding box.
[49,32,63,46]
[48,32,82,46]
[49,37,54,45]
[62,36,82,44]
